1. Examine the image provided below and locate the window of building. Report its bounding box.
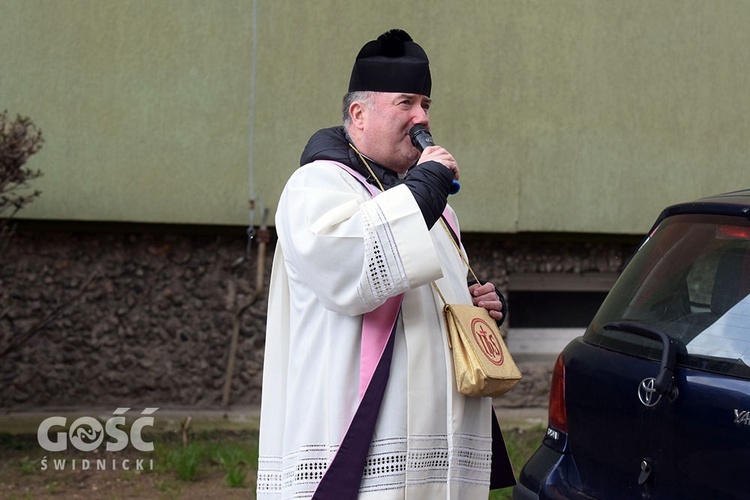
[506,273,618,355]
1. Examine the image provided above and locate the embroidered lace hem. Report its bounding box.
[257,433,492,498]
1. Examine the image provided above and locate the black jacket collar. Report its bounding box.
[299,126,403,191]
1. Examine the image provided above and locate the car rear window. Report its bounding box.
[585,213,750,379]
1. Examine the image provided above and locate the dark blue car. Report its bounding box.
[514,190,750,500]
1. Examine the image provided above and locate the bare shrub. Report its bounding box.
[0,110,45,256]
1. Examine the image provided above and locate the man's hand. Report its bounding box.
[469,281,504,322]
[417,145,459,182]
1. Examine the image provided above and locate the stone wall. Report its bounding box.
[0,224,638,410]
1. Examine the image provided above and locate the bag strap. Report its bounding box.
[431,217,480,306]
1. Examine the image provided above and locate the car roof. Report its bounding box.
[653,188,750,228]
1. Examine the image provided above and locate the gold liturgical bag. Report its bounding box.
[442,303,521,397]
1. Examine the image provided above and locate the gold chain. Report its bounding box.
[349,143,385,191]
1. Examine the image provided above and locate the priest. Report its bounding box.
[257,28,515,499]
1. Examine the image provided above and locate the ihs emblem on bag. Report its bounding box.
[471,318,504,366]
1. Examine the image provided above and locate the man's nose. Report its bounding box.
[412,107,429,125]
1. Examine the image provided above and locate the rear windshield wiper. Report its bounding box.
[603,321,680,399]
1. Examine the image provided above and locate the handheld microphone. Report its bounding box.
[409,125,460,195]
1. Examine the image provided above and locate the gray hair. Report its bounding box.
[342,91,376,127]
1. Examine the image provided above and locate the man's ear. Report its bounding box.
[349,101,366,131]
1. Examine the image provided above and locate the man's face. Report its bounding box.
[359,92,431,174]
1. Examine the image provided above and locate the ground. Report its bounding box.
[0,406,546,499]
[0,410,262,500]
[0,465,254,500]
[0,433,257,500]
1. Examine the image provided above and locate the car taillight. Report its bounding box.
[548,353,567,433]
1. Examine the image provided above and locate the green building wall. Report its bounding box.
[3,0,749,234]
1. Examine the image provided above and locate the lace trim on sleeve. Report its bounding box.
[358,201,409,305]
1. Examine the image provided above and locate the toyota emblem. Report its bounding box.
[638,377,662,408]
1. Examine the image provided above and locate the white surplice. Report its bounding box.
[257,160,493,499]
